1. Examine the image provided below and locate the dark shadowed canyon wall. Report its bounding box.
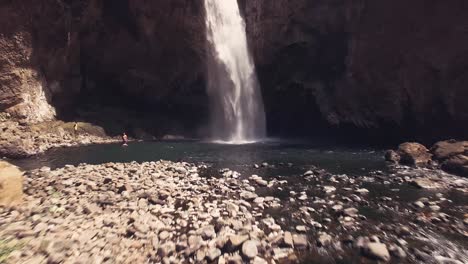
[1,0,467,140]
[243,0,468,140]
[0,0,207,136]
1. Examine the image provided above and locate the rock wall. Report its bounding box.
[0,0,206,125]
[244,0,468,138]
[1,0,467,139]
[0,0,63,122]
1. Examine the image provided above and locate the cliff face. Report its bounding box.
[1,0,467,139]
[244,0,468,138]
[342,0,468,133]
[0,0,206,128]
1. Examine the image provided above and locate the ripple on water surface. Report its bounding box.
[11,140,387,174]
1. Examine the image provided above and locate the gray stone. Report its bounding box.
[317,233,332,247]
[363,242,390,262]
[323,186,336,193]
[228,235,249,248]
[82,203,101,214]
[240,191,258,201]
[252,257,268,264]
[241,240,258,259]
[332,204,343,212]
[159,231,170,240]
[295,225,307,232]
[200,225,216,239]
[355,188,369,194]
[158,242,176,257]
[388,244,407,258]
[413,201,425,209]
[292,234,308,248]
[434,256,464,264]
[206,247,221,261]
[343,207,359,217]
[282,232,294,247]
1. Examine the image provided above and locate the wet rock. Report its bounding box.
[442,154,468,177]
[241,240,258,259]
[397,142,432,166]
[431,140,468,160]
[385,150,401,163]
[411,178,437,189]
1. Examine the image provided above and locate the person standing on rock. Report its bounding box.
[122,132,129,147]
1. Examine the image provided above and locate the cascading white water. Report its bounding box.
[204,0,266,144]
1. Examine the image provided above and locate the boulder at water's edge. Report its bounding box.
[0,161,23,206]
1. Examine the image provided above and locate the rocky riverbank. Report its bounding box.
[386,140,468,178]
[0,117,119,159]
[0,160,467,263]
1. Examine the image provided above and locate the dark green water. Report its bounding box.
[11,140,386,174]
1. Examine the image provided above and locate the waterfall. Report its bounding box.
[204,0,266,144]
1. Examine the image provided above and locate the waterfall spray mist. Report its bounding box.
[204,0,266,144]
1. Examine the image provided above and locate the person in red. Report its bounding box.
[122,132,129,146]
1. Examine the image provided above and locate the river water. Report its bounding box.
[11,140,384,173]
